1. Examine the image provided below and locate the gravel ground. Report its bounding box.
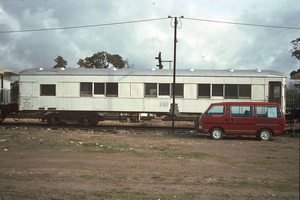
[0,121,299,200]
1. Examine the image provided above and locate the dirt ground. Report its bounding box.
[0,120,299,200]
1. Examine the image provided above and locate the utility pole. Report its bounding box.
[169,16,183,133]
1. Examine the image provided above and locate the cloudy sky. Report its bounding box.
[0,0,299,78]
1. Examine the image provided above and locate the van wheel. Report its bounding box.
[258,129,272,141]
[210,128,224,140]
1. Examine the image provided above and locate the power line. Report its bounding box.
[1,16,299,34]
[184,17,300,30]
[0,17,168,34]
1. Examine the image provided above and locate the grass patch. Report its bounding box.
[281,145,295,150]
[95,187,147,199]
[175,192,198,200]
[166,151,213,159]
[95,187,199,200]
[81,142,135,154]
[211,177,298,192]
[250,145,278,152]
[245,158,276,165]
[151,175,166,181]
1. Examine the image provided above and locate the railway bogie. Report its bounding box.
[44,111,103,126]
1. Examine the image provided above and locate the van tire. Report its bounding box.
[210,128,224,140]
[258,129,272,141]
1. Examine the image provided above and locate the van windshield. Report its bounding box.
[206,105,225,117]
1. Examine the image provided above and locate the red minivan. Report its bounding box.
[196,102,286,140]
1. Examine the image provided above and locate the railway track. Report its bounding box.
[0,120,195,132]
[1,119,298,135]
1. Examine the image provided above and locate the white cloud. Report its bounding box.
[0,0,299,77]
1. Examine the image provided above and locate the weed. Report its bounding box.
[211,177,298,192]
[176,192,198,200]
[151,175,166,181]
[81,142,135,154]
[250,145,278,151]
[95,187,147,199]
[172,151,213,159]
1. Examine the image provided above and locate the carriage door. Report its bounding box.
[269,82,281,105]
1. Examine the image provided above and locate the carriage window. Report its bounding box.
[80,83,92,97]
[212,84,223,96]
[106,83,118,97]
[225,84,251,99]
[40,84,56,96]
[231,106,253,117]
[239,85,251,98]
[172,83,184,97]
[159,83,170,96]
[198,84,210,98]
[256,106,282,118]
[225,84,238,99]
[94,83,105,95]
[145,83,157,97]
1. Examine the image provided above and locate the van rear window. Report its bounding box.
[256,106,282,118]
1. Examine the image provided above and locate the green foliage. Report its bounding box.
[291,38,300,60]
[290,68,300,79]
[107,54,125,69]
[10,80,19,103]
[53,55,67,68]
[290,38,300,80]
[95,187,147,199]
[77,51,126,69]
[286,82,300,111]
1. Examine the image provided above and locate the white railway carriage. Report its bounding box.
[0,69,18,122]
[18,67,286,123]
[1,69,18,105]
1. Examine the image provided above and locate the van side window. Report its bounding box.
[206,105,225,117]
[231,106,253,117]
[256,106,282,118]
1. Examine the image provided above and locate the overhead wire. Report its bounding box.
[0,17,169,34]
[183,17,300,30]
[1,16,299,34]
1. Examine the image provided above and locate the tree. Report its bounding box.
[290,38,300,80]
[290,69,300,79]
[286,82,300,112]
[107,54,125,69]
[10,81,19,104]
[291,38,300,60]
[77,51,126,69]
[54,56,67,68]
[287,38,300,113]
[77,59,87,68]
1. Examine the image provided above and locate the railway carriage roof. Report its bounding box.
[0,69,18,76]
[210,102,282,106]
[19,68,286,78]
